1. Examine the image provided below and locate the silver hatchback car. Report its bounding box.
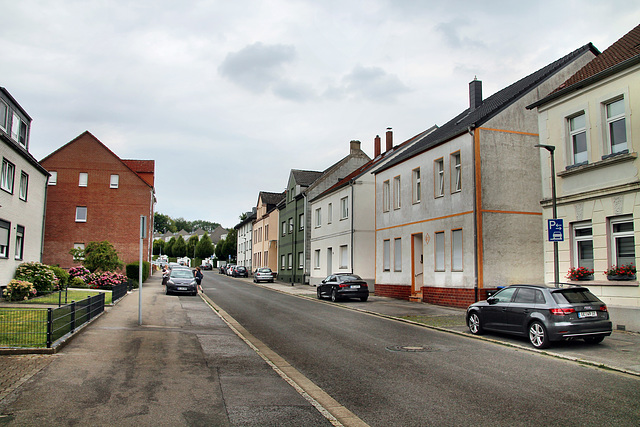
[466,284,612,349]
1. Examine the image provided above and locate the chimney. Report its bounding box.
[350,140,361,154]
[385,127,393,152]
[469,77,482,111]
[374,135,381,157]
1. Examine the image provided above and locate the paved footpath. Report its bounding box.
[0,273,331,426]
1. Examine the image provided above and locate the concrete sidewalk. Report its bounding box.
[245,276,640,377]
[0,273,331,426]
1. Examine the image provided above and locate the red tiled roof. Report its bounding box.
[122,159,155,173]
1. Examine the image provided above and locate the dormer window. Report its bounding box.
[11,113,28,148]
[0,100,8,132]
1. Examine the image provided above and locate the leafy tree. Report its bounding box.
[191,220,221,233]
[154,212,176,233]
[173,217,191,233]
[173,235,187,258]
[164,237,176,257]
[196,233,214,258]
[153,239,165,255]
[186,235,199,258]
[82,241,123,272]
[215,230,237,262]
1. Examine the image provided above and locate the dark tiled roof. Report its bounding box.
[377,43,597,173]
[292,169,323,186]
[259,191,285,206]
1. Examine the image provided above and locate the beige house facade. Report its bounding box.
[252,191,284,274]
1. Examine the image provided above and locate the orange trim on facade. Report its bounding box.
[375,210,474,232]
[477,127,539,137]
[482,209,542,216]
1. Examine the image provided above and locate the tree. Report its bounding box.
[153,239,165,255]
[173,235,187,258]
[187,235,199,258]
[154,213,176,233]
[191,220,221,233]
[165,237,176,258]
[173,217,191,233]
[215,230,237,262]
[82,241,123,272]
[196,233,214,259]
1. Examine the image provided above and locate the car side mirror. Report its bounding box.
[487,296,497,305]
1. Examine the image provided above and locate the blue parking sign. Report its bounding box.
[548,219,564,242]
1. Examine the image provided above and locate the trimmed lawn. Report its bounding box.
[0,308,47,348]
[15,290,113,305]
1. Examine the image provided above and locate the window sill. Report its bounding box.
[558,151,637,177]
[566,279,638,287]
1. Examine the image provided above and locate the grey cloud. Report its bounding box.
[340,65,410,102]
[436,19,486,50]
[218,42,297,93]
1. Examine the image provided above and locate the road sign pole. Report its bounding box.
[537,144,560,287]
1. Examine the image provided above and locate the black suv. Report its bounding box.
[466,284,612,349]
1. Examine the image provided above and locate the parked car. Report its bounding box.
[233,266,248,278]
[165,268,198,296]
[226,265,237,276]
[253,267,274,283]
[317,274,369,302]
[200,263,212,271]
[218,266,226,274]
[466,284,612,349]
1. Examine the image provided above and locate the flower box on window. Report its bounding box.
[604,264,636,281]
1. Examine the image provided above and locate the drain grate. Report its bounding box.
[386,345,436,353]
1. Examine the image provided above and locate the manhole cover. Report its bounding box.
[386,345,435,353]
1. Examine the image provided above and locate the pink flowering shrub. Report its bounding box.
[68,266,91,282]
[14,262,59,295]
[3,280,37,301]
[87,271,128,290]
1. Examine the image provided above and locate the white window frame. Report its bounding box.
[569,112,588,165]
[1,158,15,193]
[315,208,322,228]
[434,158,444,197]
[327,203,333,224]
[110,174,119,188]
[0,100,8,132]
[11,113,28,147]
[394,238,402,272]
[383,239,390,271]
[605,97,627,154]
[287,253,293,270]
[282,221,286,236]
[435,231,445,271]
[299,213,304,230]
[339,245,348,269]
[19,171,28,201]
[452,229,463,271]
[281,255,286,270]
[393,176,401,210]
[79,172,88,187]
[382,180,390,212]
[75,206,87,222]
[451,152,461,193]
[314,249,321,269]
[572,221,593,270]
[412,168,421,203]
[14,225,24,260]
[298,252,303,269]
[288,218,293,233]
[340,196,348,219]
[0,220,9,258]
[610,216,635,267]
[48,171,57,186]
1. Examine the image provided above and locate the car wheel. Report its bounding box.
[467,312,483,335]
[529,321,550,349]
[317,288,323,300]
[360,295,368,302]
[331,288,339,302]
[584,335,605,345]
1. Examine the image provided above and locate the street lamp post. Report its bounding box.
[536,144,559,287]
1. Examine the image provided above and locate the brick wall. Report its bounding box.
[374,283,412,300]
[421,286,496,309]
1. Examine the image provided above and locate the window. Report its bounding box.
[14,225,24,260]
[11,113,28,148]
[0,220,9,258]
[434,158,444,197]
[452,229,463,271]
[412,168,421,203]
[569,113,587,165]
[340,196,348,219]
[393,176,401,209]
[264,251,268,267]
[394,238,402,271]
[0,100,7,131]
[572,222,593,270]
[383,240,390,271]
[435,231,445,271]
[75,206,87,222]
[299,213,304,230]
[315,208,322,227]
[288,218,293,233]
[610,216,635,267]
[314,249,321,269]
[298,252,303,269]
[1,158,15,193]
[340,245,348,269]
[19,172,28,201]
[327,203,333,224]
[606,98,627,154]
[110,174,119,188]
[287,253,293,270]
[451,152,461,192]
[79,172,88,187]
[265,225,269,240]
[281,255,286,270]
[383,180,390,212]
[48,171,57,185]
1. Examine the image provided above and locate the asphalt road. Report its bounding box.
[204,272,640,426]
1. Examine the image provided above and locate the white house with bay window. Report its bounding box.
[0,87,49,287]
[529,24,640,332]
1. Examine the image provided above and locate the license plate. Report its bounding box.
[177,287,187,291]
[578,311,597,318]
[350,285,360,289]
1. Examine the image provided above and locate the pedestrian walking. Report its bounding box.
[194,266,203,292]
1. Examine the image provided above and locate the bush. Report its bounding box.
[126,261,151,284]
[69,276,89,288]
[3,280,37,301]
[68,266,90,281]
[87,271,128,290]
[14,262,59,295]
[51,266,70,290]
[82,241,123,273]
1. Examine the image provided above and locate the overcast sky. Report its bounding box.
[2,1,639,228]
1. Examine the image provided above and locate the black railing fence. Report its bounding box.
[112,282,128,304]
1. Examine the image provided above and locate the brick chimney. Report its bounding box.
[350,140,361,154]
[374,135,381,157]
[385,128,393,152]
[469,77,482,111]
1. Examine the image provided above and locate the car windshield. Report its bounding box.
[258,268,272,273]
[337,274,362,281]
[552,289,601,304]
[171,270,193,279]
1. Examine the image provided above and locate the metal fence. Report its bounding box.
[0,293,105,349]
[111,282,128,304]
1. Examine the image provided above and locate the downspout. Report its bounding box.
[303,192,308,284]
[40,175,49,262]
[470,125,480,302]
[350,179,355,273]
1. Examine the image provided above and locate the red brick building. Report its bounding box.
[40,131,155,269]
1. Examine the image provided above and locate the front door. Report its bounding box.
[411,234,423,294]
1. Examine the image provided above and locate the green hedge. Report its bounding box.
[126,261,151,283]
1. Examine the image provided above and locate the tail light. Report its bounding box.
[599,305,608,312]
[550,307,576,316]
